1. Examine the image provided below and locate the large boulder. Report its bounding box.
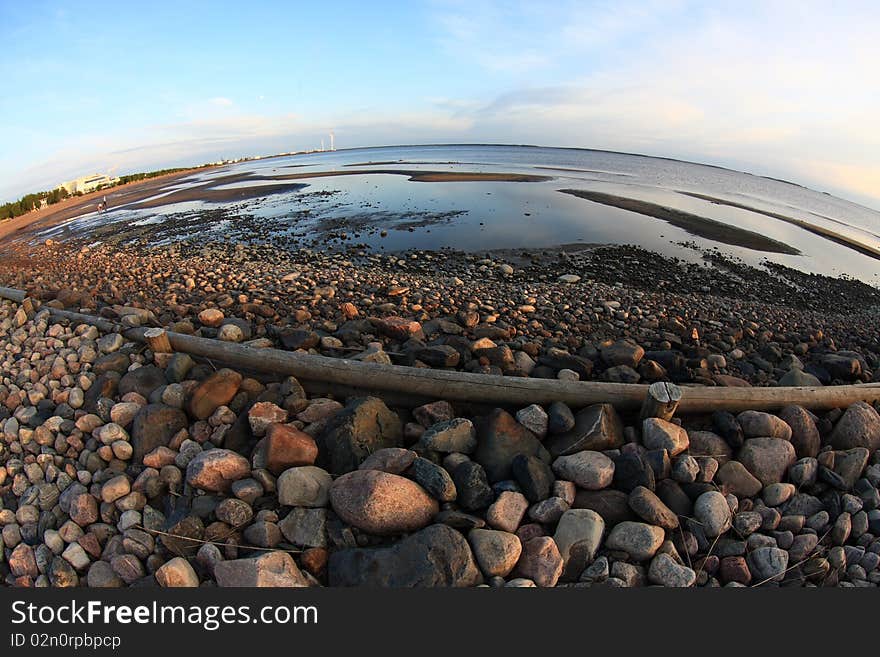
[317,397,403,475]
[473,409,550,482]
[188,369,242,420]
[829,402,880,452]
[329,524,482,587]
[552,451,614,490]
[330,470,438,535]
[737,411,792,441]
[545,404,623,457]
[642,418,689,456]
[686,430,733,466]
[214,551,309,587]
[777,405,820,458]
[601,340,645,369]
[738,438,796,486]
[553,509,605,580]
[131,404,188,463]
[118,365,167,399]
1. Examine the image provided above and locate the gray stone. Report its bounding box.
[474,409,550,482]
[316,397,403,475]
[407,457,457,502]
[628,486,679,530]
[648,552,696,587]
[552,451,614,490]
[545,404,623,457]
[605,521,665,561]
[130,404,188,463]
[694,491,732,537]
[829,402,880,452]
[738,438,796,485]
[419,418,477,454]
[277,466,333,507]
[642,418,689,456]
[737,411,792,441]
[777,405,820,458]
[747,547,789,583]
[553,509,605,580]
[687,430,733,466]
[214,551,310,587]
[279,508,327,548]
[515,404,549,438]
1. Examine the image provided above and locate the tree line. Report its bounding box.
[1,164,214,221]
[0,187,70,220]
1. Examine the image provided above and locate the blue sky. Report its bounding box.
[2,0,879,209]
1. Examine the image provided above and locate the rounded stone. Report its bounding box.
[605,521,665,561]
[738,438,796,486]
[468,529,522,578]
[186,449,251,492]
[552,451,614,490]
[277,466,333,507]
[694,491,732,537]
[330,470,439,535]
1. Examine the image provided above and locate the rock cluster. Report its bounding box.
[1,297,879,588]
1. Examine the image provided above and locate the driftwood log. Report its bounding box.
[640,381,682,421]
[2,286,880,413]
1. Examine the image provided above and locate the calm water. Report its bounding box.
[37,145,880,283]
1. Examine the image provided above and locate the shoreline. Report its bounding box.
[0,164,226,242]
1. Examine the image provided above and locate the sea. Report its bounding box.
[35,144,880,284]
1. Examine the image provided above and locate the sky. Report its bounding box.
[1,0,879,209]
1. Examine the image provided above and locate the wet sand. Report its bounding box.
[677,191,880,260]
[264,169,553,183]
[559,189,802,255]
[130,182,309,209]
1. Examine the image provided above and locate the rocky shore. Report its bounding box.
[0,239,878,393]
[1,294,879,588]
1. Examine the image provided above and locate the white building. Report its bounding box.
[60,173,119,195]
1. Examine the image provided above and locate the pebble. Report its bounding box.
[468,529,522,578]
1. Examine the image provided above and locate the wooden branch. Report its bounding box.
[2,286,880,413]
[640,381,682,421]
[144,327,173,353]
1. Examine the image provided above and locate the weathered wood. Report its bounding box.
[640,381,682,421]
[2,286,880,413]
[144,327,173,353]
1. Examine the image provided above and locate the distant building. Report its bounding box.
[60,173,119,195]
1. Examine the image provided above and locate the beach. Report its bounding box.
[0,145,879,589]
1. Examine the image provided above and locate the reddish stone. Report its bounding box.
[77,533,103,559]
[515,523,546,543]
[412,401,455,427]
[264,424,318,474]
[186,449,251,492]
[248,402,289,437]
[69,493,99,527]
[375,316,423,341]
[8,544,38,578]
[188,369,242,420]
[513,536,564,587]
[143,446,177,468]
[300,547,329,578]
[720,556,752,585]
